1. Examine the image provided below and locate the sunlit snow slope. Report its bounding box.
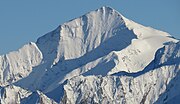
[0,6,179,104]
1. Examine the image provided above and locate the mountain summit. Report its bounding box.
[0,6,179,104]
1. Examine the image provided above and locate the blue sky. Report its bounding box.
[0,0,179,55]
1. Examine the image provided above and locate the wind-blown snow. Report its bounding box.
[0,6,179,104]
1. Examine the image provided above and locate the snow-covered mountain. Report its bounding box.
[0,6,179,104]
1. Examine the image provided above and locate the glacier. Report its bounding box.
[0,6,179,104]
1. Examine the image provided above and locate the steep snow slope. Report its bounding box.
[62,41,180,104]
[0,42,42,86]
[0,6,179,104]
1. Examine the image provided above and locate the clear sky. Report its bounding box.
[0,0,179,55]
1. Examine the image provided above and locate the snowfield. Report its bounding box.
[0,6,179,104]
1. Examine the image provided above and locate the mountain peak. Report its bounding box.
[63,6,124,26]
[99,6,115,11]
[0,6,179,104]
[95,6,123,17]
